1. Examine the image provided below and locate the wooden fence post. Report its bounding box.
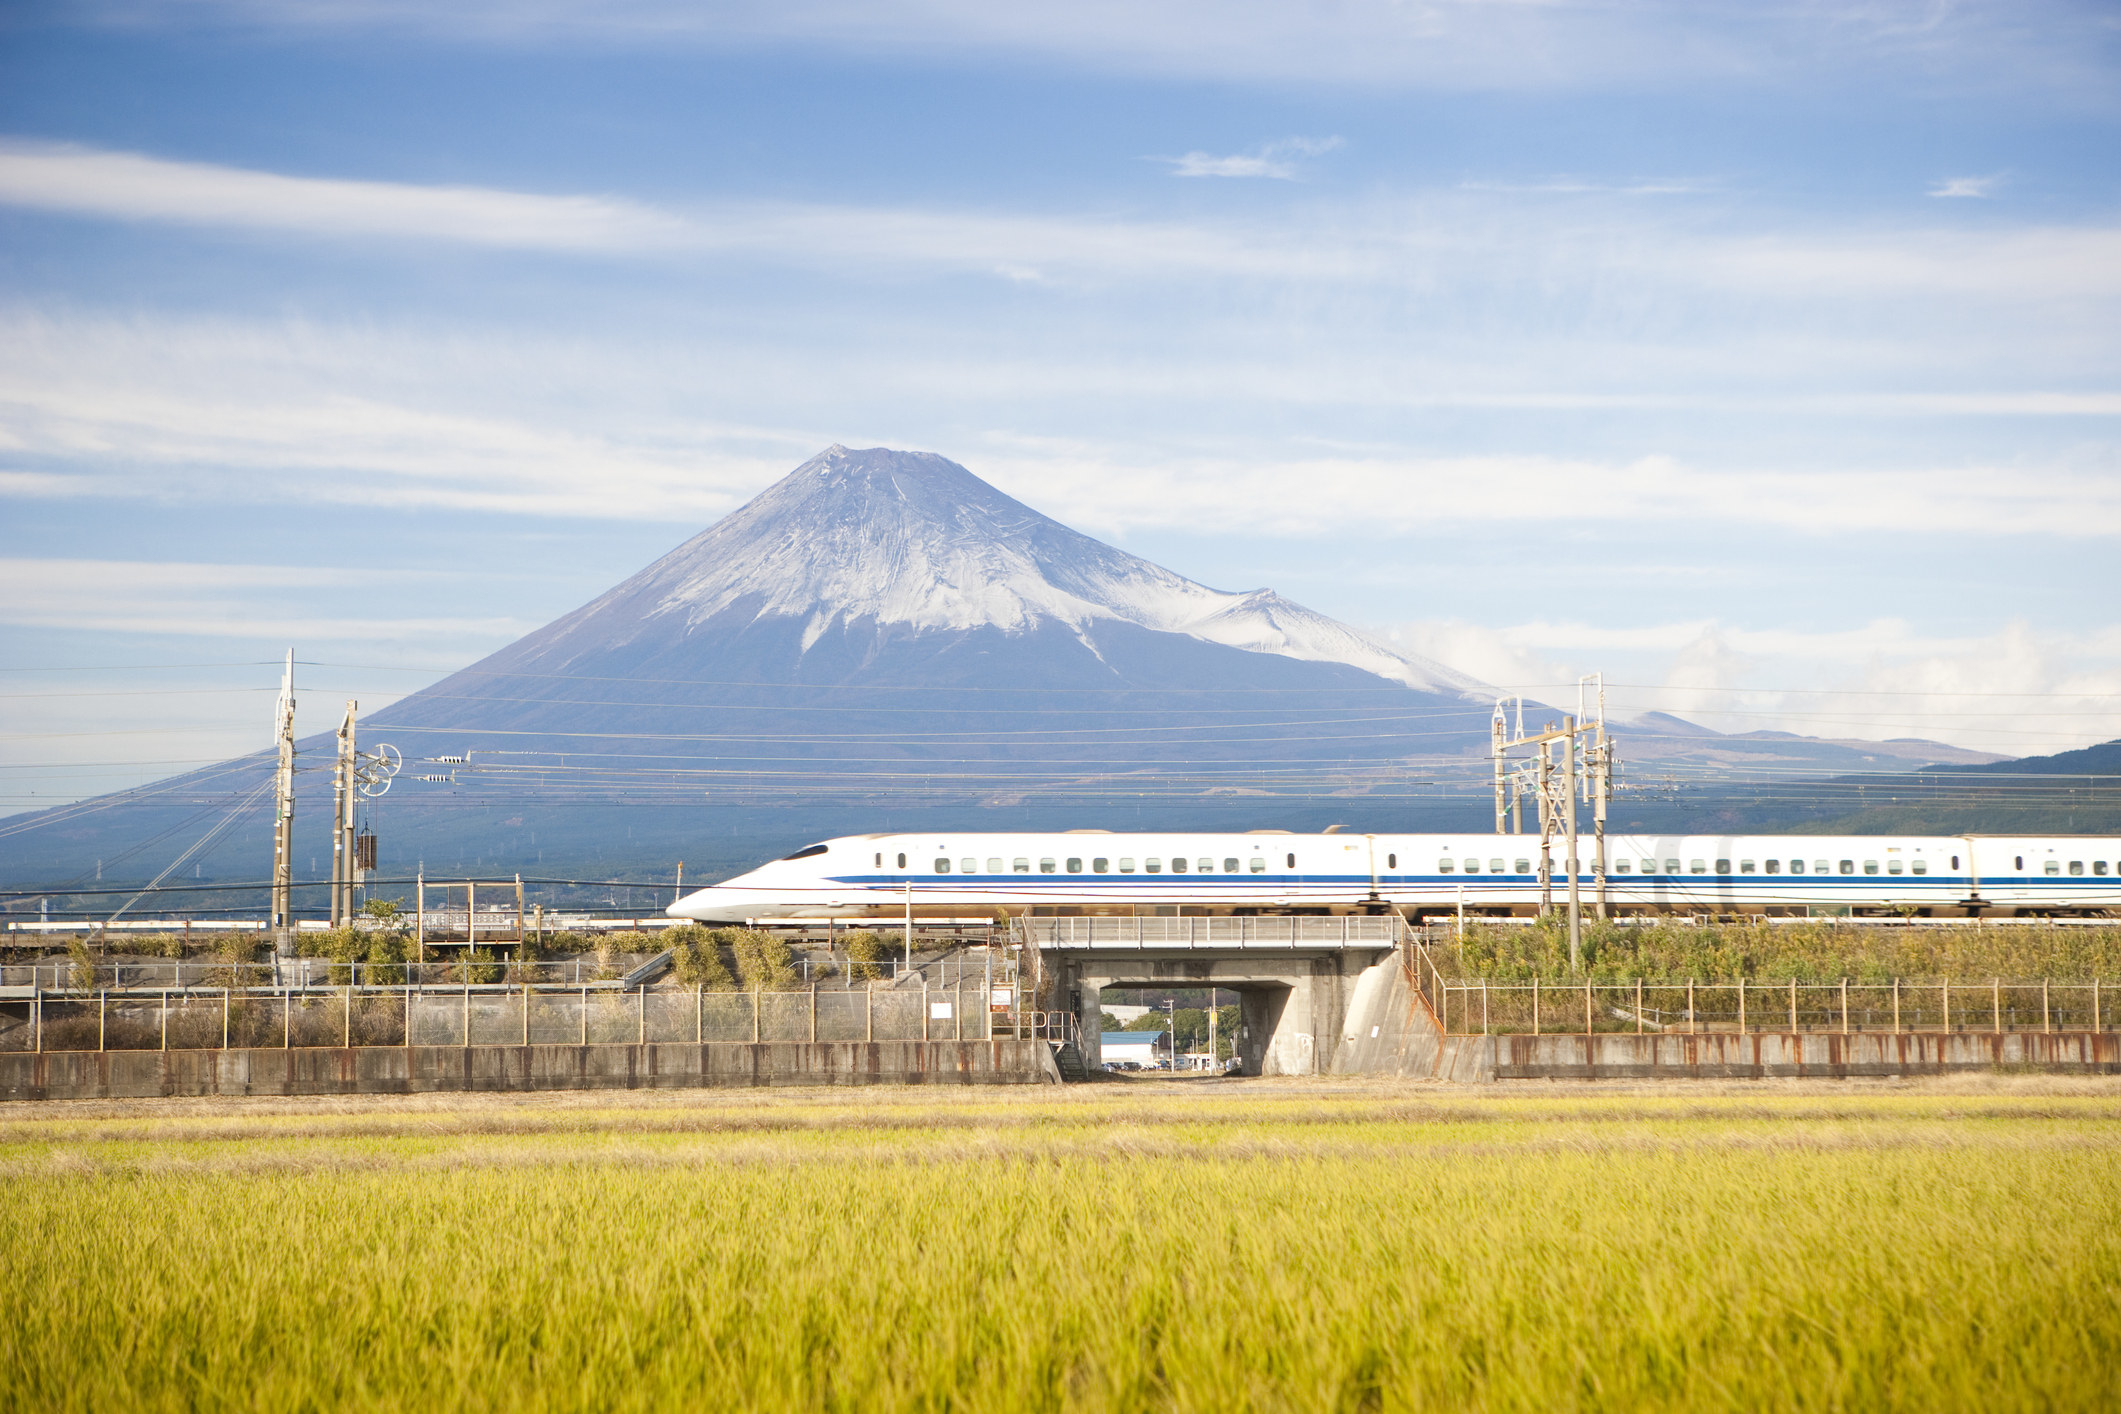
[1788,978,1797,1032]
[1841,978,1849,1035]
[223,988,230,1050]
[2042,979,2050,1034]
[1992,978,2001,1034]
[160,990,168,1051]
[1738,977,1746,1034]
[1635,978,1643,1034]
[1532,977,1540,1037]
[1942,979,1951,1033]
[1583,980,1592,1036]
[98,990,106,1052]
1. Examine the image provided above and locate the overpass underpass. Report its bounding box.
[1015,916,1409,1076]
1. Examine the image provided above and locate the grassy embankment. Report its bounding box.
[2,1081,2117,1411]
[1436,917,2121,981]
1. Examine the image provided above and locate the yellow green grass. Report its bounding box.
[2,1080,2118,1411]
[1445,917,2121,981]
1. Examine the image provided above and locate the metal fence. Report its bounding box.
[1018,915,1404,950]
[0,951,995,993]
[1404,944,2113,1036]
[0,974,1034,1053]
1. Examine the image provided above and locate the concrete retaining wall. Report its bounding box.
[1489,1029,2121,1080]
[1328,956,2121,1081]
[0,1039,1061,1101]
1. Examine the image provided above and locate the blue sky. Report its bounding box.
[2,0,2119,811]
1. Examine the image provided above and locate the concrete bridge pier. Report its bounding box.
[1049,933,1398,1076]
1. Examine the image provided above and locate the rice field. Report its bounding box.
[2,1078,2118,1412]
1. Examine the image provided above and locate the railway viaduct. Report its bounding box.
[1022,916,1409,1076]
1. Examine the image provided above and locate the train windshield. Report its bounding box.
[779,843,829,861]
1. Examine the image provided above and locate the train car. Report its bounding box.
[668,831,2121,922]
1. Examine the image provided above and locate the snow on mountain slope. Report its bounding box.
[570,444,1487,695]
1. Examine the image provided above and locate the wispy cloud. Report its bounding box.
[1459,177,1715,196]
[77,0,2120,98]
[1161,136,1341,180]
[0,558,535,638]
[1371,616,2121,755]
[1929,174,1999,198]
[0,141,690,251]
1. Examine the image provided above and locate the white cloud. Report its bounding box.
[1370,615,2121,756]
[1930,175,1999,198]
[78,0,2119,96]
[0,558,535,639]
[1162,136,1342,180]
[0,141,690,251]
[980,449,2121,541]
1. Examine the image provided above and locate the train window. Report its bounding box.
[874,853,882,867]
[1740,860,1755,874]
[1638,859,1654,874]
[1066,858,1082,874]
[1224,858,1239,874]
[1286,853,1297,869]
[1514,859,1530,874]
[1249,857,1267,874]
[1386,854,1396,869]
[1145,858,1161,873]
[962,858,979,873]
[1815,861,1830,876]
[1013,858,1030,873]
[1665,859,1681,875]
[2068,861,2084,876]
[1170,857,1186,873]
[1201,858,1217,873]
[1489,858,1505,873]
[2096,862,2109,876]
[1117,858,1136,874]
[1689,860,1706,874]
[1438,859,1455,874]
[1463,858,1481,874]
[2015,856,2023,869]
[935,859,951,873]
[1862,861,1878,875]
[1614,860,1631,874]
[1911,860,1927,875]
[1789,860,1804,874]
[1093,858,1109,874]
[1952,855,1959,868]
[782,843,830,860]
[897,853,906,869]
[1040,858,1056,873]
[1765,859,1781,874]
[2045,860,2060,876]
[987,858,1003,873]
[1886,860,1901,875]
[1715,859,1731,874]
[1839,860,1855,875]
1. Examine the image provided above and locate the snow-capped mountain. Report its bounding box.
[511,445,1484,695]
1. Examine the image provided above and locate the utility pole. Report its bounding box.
[1562,715,1581,972]
[270,650,297,951]
[1492,690,1616,974]
[331,701,357,928]
[1580,674,1611,921]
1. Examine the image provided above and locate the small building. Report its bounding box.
[1100,1030,1170,1069]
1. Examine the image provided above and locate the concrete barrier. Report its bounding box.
[1490,1029,2121,1081]
[0,1039,1061,1101]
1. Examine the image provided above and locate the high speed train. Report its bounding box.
[668,831,2121,922]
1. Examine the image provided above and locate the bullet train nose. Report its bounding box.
[666,887,755,923]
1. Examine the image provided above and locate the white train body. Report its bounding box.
[669,831,2121,922]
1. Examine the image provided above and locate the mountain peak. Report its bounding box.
[529,445,1486,695]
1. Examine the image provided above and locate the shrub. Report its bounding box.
[729,929,801,991]
[842,930,886,983]
[67,936,98,992]
[667,925,737,991]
